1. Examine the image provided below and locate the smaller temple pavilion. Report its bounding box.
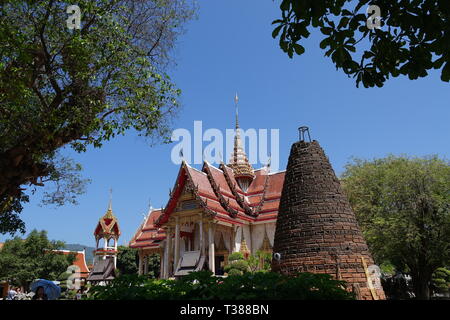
[129,208,166,275]
[130,96,284,278]
[87,202,120,284]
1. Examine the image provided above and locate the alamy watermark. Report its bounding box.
[66,5,81,30]
[65,265,81,290]
[366,5,382,30]
[171,121,280,172]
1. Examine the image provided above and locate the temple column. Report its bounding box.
[102,237,108,261]
[167,227,173,277]
[174,217,180,271]
[138,251,143,275]
[114,238,118,268]
[144,255,149,274]
[163,232,170,279]
[159,249,164,278]
[199,214,203,255]
[208,222,215,274]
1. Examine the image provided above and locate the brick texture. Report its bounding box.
[272,140,385,300]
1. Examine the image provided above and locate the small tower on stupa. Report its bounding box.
[272,127,385,300]
[93,193,121,268]
[227,93,255,192]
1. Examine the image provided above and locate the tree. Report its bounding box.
[272,0,450,87]
[0,0,196,234]
[0,229,75,288]
[116,246,138,275]
[116,246,160,278]
[341,155,450,299]
[224,252,249,276]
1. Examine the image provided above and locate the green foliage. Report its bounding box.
[228,252,244,261]
[0,0,197,234]
[116,246,139,275]
[116,246,160,278]
[224,252,248,275]
[88,271,354,300]
[431,267,450,294]
[379,261,396,277]
[341,155,450,299]
[248,250,272,273]
[0,230,75,287]
[225,251,272,275]
[273,0,450,87]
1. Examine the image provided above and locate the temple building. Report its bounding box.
[87,202,120,284]
[130,96,285,277]
[129,99,384,300]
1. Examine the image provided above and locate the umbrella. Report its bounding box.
[30,279,61,300]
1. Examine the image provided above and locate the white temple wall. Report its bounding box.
[251,224,266,254]
[234,225,242,252]
[265,222,276,247]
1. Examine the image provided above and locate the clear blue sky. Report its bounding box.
[1,0,449,247]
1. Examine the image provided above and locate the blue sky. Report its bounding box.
[1,0,449,247]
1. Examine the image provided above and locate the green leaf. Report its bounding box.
[272,25,283,38]
[440,62,450,82]
[293,43,305,55]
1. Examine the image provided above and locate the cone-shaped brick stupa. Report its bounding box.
[272,128,385,300]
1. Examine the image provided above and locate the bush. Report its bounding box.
[88,271,354,300]
[432,268,450,294]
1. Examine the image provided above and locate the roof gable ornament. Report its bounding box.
[94,190,121,239]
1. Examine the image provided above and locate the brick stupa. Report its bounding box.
[272,131,385,300]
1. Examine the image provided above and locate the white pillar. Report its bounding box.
[103,237,107,260]
[159,250,164,278]
[208,222,215,274]
[174,217,180,272]
[167,227,172,277]
[138,252,143,275]
[163,240,169,279]
[199,214,203,254]
[144,255,148,274]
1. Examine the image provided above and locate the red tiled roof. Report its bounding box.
[53,250,90,275]
[129,209,165,249]
[132,161,285,249]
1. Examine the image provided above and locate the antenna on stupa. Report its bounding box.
[298,126,311,142]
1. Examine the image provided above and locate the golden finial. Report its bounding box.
[234,92,239,129]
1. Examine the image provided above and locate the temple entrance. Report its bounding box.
[214,255,225,275]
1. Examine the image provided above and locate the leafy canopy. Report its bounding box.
[0,229,75,287]
[0,0,196,234]
[273,0,450,87]
[341,155,450,299]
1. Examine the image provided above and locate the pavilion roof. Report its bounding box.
[52,250,90,275]
[129,208,165,249]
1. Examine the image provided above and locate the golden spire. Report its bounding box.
[104,188,115,219]
[228,93,255,191]
[240,229,250,256]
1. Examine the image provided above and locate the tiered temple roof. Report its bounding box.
[94,202,121,239]
[129,208,166,249]
[130,162,285,249]
[130,95,285,250]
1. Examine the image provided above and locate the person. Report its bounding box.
[32,286,48,300]
[75,289,82,300]
[6,286,17,300]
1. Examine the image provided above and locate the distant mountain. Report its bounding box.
[64,243,96,264]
